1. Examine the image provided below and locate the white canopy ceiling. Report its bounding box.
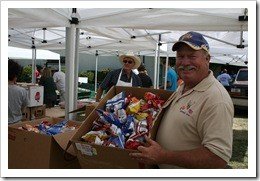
[8,8,248,66]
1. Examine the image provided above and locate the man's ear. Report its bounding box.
[206,54,210,62]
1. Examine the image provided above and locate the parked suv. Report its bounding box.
[229,68,248,108]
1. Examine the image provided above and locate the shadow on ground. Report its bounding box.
[234,107,248,118]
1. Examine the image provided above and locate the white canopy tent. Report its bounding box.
[9,8,248,62]
[8,46,60,60]
[8,8,248,119]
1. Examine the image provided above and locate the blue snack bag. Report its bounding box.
[46,119,68,135]
[106,92,126,113]
[96,109,123,128]
[107,133,125,149]
[121,115,135,137]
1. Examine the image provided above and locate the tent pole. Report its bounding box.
[73,28,80,118]
[153,49,158,89]
[65,25,76,120]
[164,45,169,90]
[95,50,99,94]
[31,47,36,84]
[156,34,161,89]
[58,59,61,71]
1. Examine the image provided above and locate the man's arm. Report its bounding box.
[130,136,227,169]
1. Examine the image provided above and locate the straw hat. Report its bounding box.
[119,52,141,69]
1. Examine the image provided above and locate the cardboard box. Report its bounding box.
[21,107,30,121]
[27,85,44,107]
[71,86,173,168]
[17,83,44,107]
[30,104,46,120]
[8,117,81,169]
[21,105,46,121]
[69,102,98,122]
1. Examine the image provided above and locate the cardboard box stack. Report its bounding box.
[18,83,46,121]
[8,117,81,169]
[17,83,44,107]
[71,86,174,169]
[22,105,46,121]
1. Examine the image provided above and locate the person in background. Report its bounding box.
[130,31,234,169]
[137,64,153,88]
[217,69,232,91]
[53,69,66,103]
[230,70,237,83]
[161,57,178,91]
[96,52,142,102]
[39,67,57,108]
[8,59,29,124]
[35,65,43,83]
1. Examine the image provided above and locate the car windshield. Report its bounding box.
[236,70,248,81]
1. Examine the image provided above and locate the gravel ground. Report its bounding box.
[229,108,248,169]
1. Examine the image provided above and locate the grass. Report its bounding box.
[229,108,248,169]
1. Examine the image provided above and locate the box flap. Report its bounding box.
[53,131,77,156]
[52,119,81,156]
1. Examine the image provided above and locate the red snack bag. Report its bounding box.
[152,99,165,109]
[144,92,156,101]
[125,140,142,150]
[146,113,154,132]
[140,103,151,111]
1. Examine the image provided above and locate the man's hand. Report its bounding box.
[129,135,167,165]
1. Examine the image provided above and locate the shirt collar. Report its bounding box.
[122,68,133,76]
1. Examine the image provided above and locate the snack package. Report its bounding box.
[96,109,123,128]
[144,92,157,101]
[81,130,108,144]
[106,132,125,149]
[82,91,166,150]
[121,115,135,137]
[106,92,126,113]
[126,100,141,114]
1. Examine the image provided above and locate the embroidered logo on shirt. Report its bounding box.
[179,100,195,116]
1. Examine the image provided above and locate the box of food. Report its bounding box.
[71,86,174,168]
[8,117,81,169]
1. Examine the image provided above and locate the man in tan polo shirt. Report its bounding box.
[130,31,234,169]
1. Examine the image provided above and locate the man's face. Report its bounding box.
[122,57,135,70]
[176,44,210,86]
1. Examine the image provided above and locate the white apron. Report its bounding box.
[116,69,133,87]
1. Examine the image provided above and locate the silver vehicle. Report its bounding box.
[229,68,248,108]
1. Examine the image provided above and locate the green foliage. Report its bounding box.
[17,65,32,83]
[79,69,111,84]
[79,71,95,83]
[97,68,111,83]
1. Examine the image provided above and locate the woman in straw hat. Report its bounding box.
[96,52,142,102]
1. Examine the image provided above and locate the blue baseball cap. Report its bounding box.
[172,31,210,54]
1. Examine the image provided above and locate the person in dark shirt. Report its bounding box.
[96,53,142,101]
[137,64,153,88]
[39,67,57,108]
